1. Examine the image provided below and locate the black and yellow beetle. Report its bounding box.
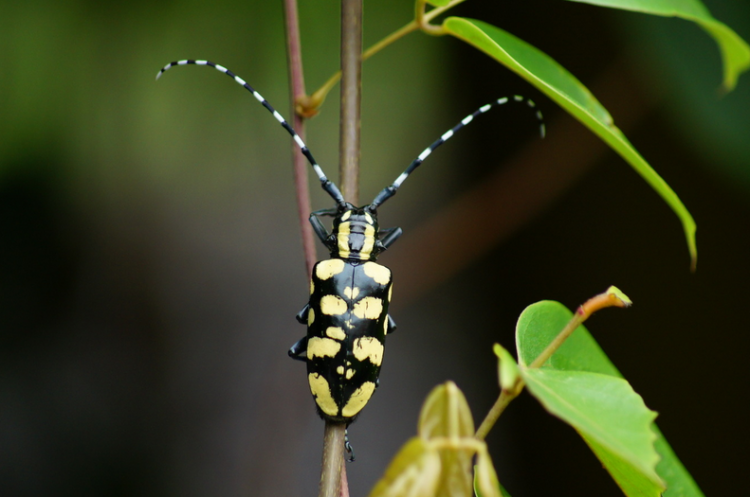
[157,59,544,424]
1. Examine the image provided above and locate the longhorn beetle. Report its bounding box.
[157,59,544,426]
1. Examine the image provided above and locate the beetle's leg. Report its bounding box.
[386,314,397,334]
[288,336,308,362]
[378,227,403,250]
[345,430,356,462]
[310,208,339,248]
[296,303,310,324]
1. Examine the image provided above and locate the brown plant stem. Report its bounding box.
[338,0,363,204]
[319,421,347,497]
[283,0,317,276]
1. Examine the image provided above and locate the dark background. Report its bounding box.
[1,0,748,495]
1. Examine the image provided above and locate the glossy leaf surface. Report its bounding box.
[523,368,663,495]
[516,301,704,496]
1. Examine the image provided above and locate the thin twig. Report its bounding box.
[475,390,515,441]
[283,0,317,276]
[338,0,363,204]
[319,421,347,497]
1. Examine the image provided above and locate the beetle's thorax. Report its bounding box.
[331,205,379,261]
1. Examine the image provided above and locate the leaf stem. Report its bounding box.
[475,389,516,441]
[529,287,631,369]
[415,0,448,36]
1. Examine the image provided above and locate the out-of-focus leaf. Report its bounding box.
[368,437,441,497]
[435,448,473,497]
[442,17,697,267]
[425,0,452,6]
[564,0,750,90]
[474,449,503,497]
[516,300,704,496]
[492,343,520,391]
[418,381,475,439]
[522,368,664,495]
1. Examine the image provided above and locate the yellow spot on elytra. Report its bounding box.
[309,279,315,295]
[388,283,393,301]
[307,308,315,326]
[352,297,383,320]
[343,286,360,300]
[383,316,389,335]
[321,295,347,315]
[316,259,345,280]
[325,326,346,341]
[341,210,352,221]
[363,262,391,285]
[342,381,376,417]
[353,336,384,366]
[337,222,351,258]
[308,373,339,417]
[346,368,355,379]
[337,366,345,375]
[307,337,341,359]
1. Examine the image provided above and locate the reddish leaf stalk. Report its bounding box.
[283,0,317,276]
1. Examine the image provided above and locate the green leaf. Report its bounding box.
[425,0,453,6]
[581,431,663,497]
[516,301,704,496]
[417,383,476,496]
[522,368,664,495]
[435,448,473,497]
[516,301,619,374]
[418,381,475,439]
[368,437,441,497]
[442,17,697,267]
[564,0,750,91]
[493,343,520,391]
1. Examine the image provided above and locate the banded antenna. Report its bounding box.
[369,96,545,210]
[156,60,346,207]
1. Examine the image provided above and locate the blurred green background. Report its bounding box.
[1,0,748,495]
